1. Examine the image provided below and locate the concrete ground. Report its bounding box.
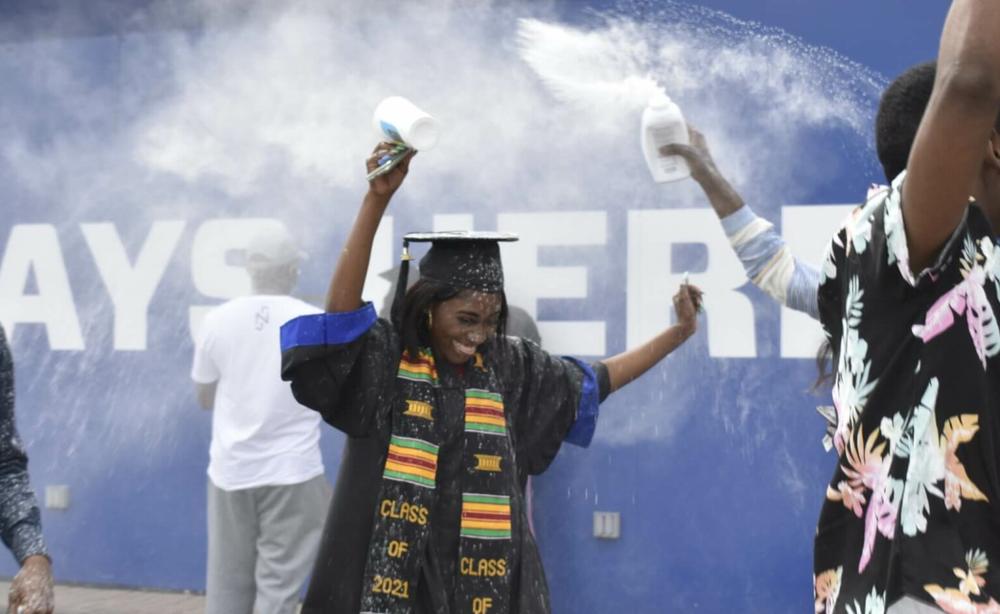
[0,580,206,613]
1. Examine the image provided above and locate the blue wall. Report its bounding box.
[0,1,946,611]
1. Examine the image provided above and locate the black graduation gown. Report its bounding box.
[281,310,604,614]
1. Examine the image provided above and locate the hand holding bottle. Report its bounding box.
[641,90,690,183]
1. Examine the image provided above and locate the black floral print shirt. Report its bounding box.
[815,173,1000,613]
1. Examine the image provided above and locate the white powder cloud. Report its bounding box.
[1,0,886,455]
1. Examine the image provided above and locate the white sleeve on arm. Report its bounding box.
[191,317,221,384]
[720,205,820,320]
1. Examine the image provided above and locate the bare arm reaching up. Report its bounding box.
[903,0,1000,272]
[325,144,415,313]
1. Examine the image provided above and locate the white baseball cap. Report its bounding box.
[245,223,305,270]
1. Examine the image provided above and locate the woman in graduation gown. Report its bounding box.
[280,143,702,614]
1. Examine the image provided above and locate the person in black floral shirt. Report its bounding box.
[1,326,53,613]
[813,2,1000,612]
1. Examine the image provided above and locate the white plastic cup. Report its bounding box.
[372,96,440,150]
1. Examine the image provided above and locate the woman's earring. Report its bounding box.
[426,310,433,329]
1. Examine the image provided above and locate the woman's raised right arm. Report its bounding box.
[325,143,415,312]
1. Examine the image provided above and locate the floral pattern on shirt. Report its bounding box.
[815,566,843,614]
[924,550,1000,613]
[830,276,877,455]
[816,171,1000,611]
[824,377,989,573]
[844,588,886,614]
[912,236,1000,368]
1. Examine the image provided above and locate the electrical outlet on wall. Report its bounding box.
[593,511,620,539]
[45,485,70,510]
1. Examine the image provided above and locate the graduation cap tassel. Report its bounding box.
[390,239,412,329]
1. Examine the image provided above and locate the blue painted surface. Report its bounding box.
[0,1,950,611]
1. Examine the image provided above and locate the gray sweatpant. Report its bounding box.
[206,474,331,614]
[888,596,942,613]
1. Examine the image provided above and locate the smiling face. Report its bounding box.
[428,290,503,365]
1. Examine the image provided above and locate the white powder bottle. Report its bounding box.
[640,90,690,183]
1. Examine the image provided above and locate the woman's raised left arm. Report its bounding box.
[601,283,701,393]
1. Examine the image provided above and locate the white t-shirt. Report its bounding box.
[191,295,324,491]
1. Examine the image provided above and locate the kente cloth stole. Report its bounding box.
[360,349,516,614]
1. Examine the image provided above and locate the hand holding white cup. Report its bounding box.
[367,96,438,181]
[372,96,439,151]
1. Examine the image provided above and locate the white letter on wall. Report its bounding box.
[0,225,84,350]
[433,214,474,232]
[82,221,185,351]
[627,209,755,358]
[364,216,394,316]
[779,205,853,358]
[497,211,607,356]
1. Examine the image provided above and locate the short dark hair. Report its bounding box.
[875,60,1000,183]
[875,61,936,183]
[394,278,509,360]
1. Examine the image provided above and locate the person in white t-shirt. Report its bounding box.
[191,223,330,614]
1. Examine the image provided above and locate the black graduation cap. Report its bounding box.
[390,230,518,324]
